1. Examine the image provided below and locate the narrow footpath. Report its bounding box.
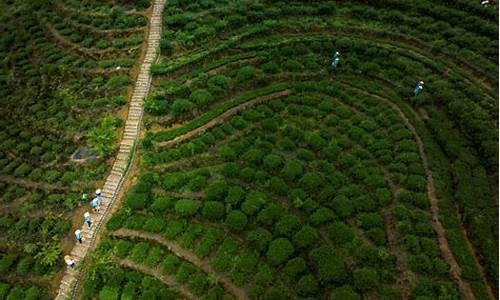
[54,0,166,298]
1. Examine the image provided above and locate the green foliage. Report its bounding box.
[236,66,256,82]
[310,246,347,284]
[201,201,226,220]
[114,240,132,258]
[247,228,273,253]
[207,75,230,93]
[190,89,214,106]
[353,267,379,290]
[88,116,121,156]
[130,242,149,263]
[329,285,361,300]
[171,99,194,115]
[174,199,201,217]
[266,238,294,266]
[327,222,354,246]
[241,191,267,216]
[99,286,119,300]
[226,210,248,232]
[297,274,319,296]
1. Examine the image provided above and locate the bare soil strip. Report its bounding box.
[346,84,476,300]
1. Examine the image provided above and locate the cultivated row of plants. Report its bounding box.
[0,0,152,297]
[83,0,497,299]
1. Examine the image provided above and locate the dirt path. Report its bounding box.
[111,228,248,300]
[53,1,166,299]
[157,90,293,148]
[119,258,196,300]
[323,93,416,298]
[345,84,476,300]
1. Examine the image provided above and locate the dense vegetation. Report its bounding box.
[80,0,499,300]
[1,0,497,299]
[0,0,150,298]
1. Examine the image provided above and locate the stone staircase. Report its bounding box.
[54,1,165,299]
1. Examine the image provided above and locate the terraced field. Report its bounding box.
[1,0,498,300]
[78,1,499,300]
[0,0,151,298]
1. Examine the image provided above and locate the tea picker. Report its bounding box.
[414,81,424,96]
[332,52,340,68]
[84,212,92,228]
[90,196,101,213]
[64,255,75,268]
[95,189,102,200]
[333,51,339,61]
[75,229,82,244]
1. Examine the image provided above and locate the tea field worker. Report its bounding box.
[414,81,424,96]
[481,0,489,6]
[116,66,121,70]
[95,189,102,200]
[84,212,92,228]
[81,193,87,201]
[333,51,339,61]
[64,255,75,268]
[75,229,82,244]
[90,196,101,213]
[332,57,340,69]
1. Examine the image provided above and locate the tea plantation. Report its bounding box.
[0,0,150,299]
[1,0,499,300]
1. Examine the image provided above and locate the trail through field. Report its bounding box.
[53,0,166,299]
[345,79,496,300]
[345,84,477,300]
[119,258,196,300]
[157,89,293,148]
[111,228,249,300]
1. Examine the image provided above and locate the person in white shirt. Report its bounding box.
[64,255,75,268]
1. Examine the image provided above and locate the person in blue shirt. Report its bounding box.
[90,197,101,212]
[332,52,340,69]
[84,212,92,228]
[414,81,424,96]
[75,229,82,244]
[95,189,102,200]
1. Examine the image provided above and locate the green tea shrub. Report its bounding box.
[171,99,194,115]
[309,246,347,284]
[297,274,319,296]
[353,268,379,290]
[201,201,225,220]
[236,66,256,82]
[226,210,248,232]
[98,286,119,300]
[207,75,230,93]
[266,238,294,266]
[130,242,149,263]
[190,89,214,106]
[174,199,201,217]
[329,285,361,300]
[283,257,307,279]
[247,228,273,253]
